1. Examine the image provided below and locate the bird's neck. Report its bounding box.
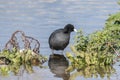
[64,30,71,34]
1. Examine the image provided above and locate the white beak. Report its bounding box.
[74,29,77,32]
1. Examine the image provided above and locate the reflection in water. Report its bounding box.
[69,65,116,80]
[48,54,70,80]
[0,64,34,76]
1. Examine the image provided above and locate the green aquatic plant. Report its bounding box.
[66,46,114,70]
[68,65,115,80]
[0,30,47,65]
[0,62,40,76]
[0,65,9,76]
[0,48,47,65]
[66,12,120,71]
[0,47,47,76]
[0,30,47,76]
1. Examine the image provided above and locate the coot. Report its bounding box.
[48,24,77,54]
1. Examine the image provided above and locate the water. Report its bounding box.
[0,0,120,80]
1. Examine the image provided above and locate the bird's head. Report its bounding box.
[64,24,77,33]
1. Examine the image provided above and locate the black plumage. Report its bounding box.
[48,24,77,53]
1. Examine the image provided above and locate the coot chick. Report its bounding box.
[49,24,77,54]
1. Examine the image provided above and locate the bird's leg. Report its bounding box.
[51,49,54,54]
[61,50,64,55]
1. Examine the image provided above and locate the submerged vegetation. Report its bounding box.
[0,31,47,76]
[66,12,120,71]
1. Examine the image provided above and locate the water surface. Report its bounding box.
[0,0,120,80]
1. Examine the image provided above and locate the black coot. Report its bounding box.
[48,24,77,54]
